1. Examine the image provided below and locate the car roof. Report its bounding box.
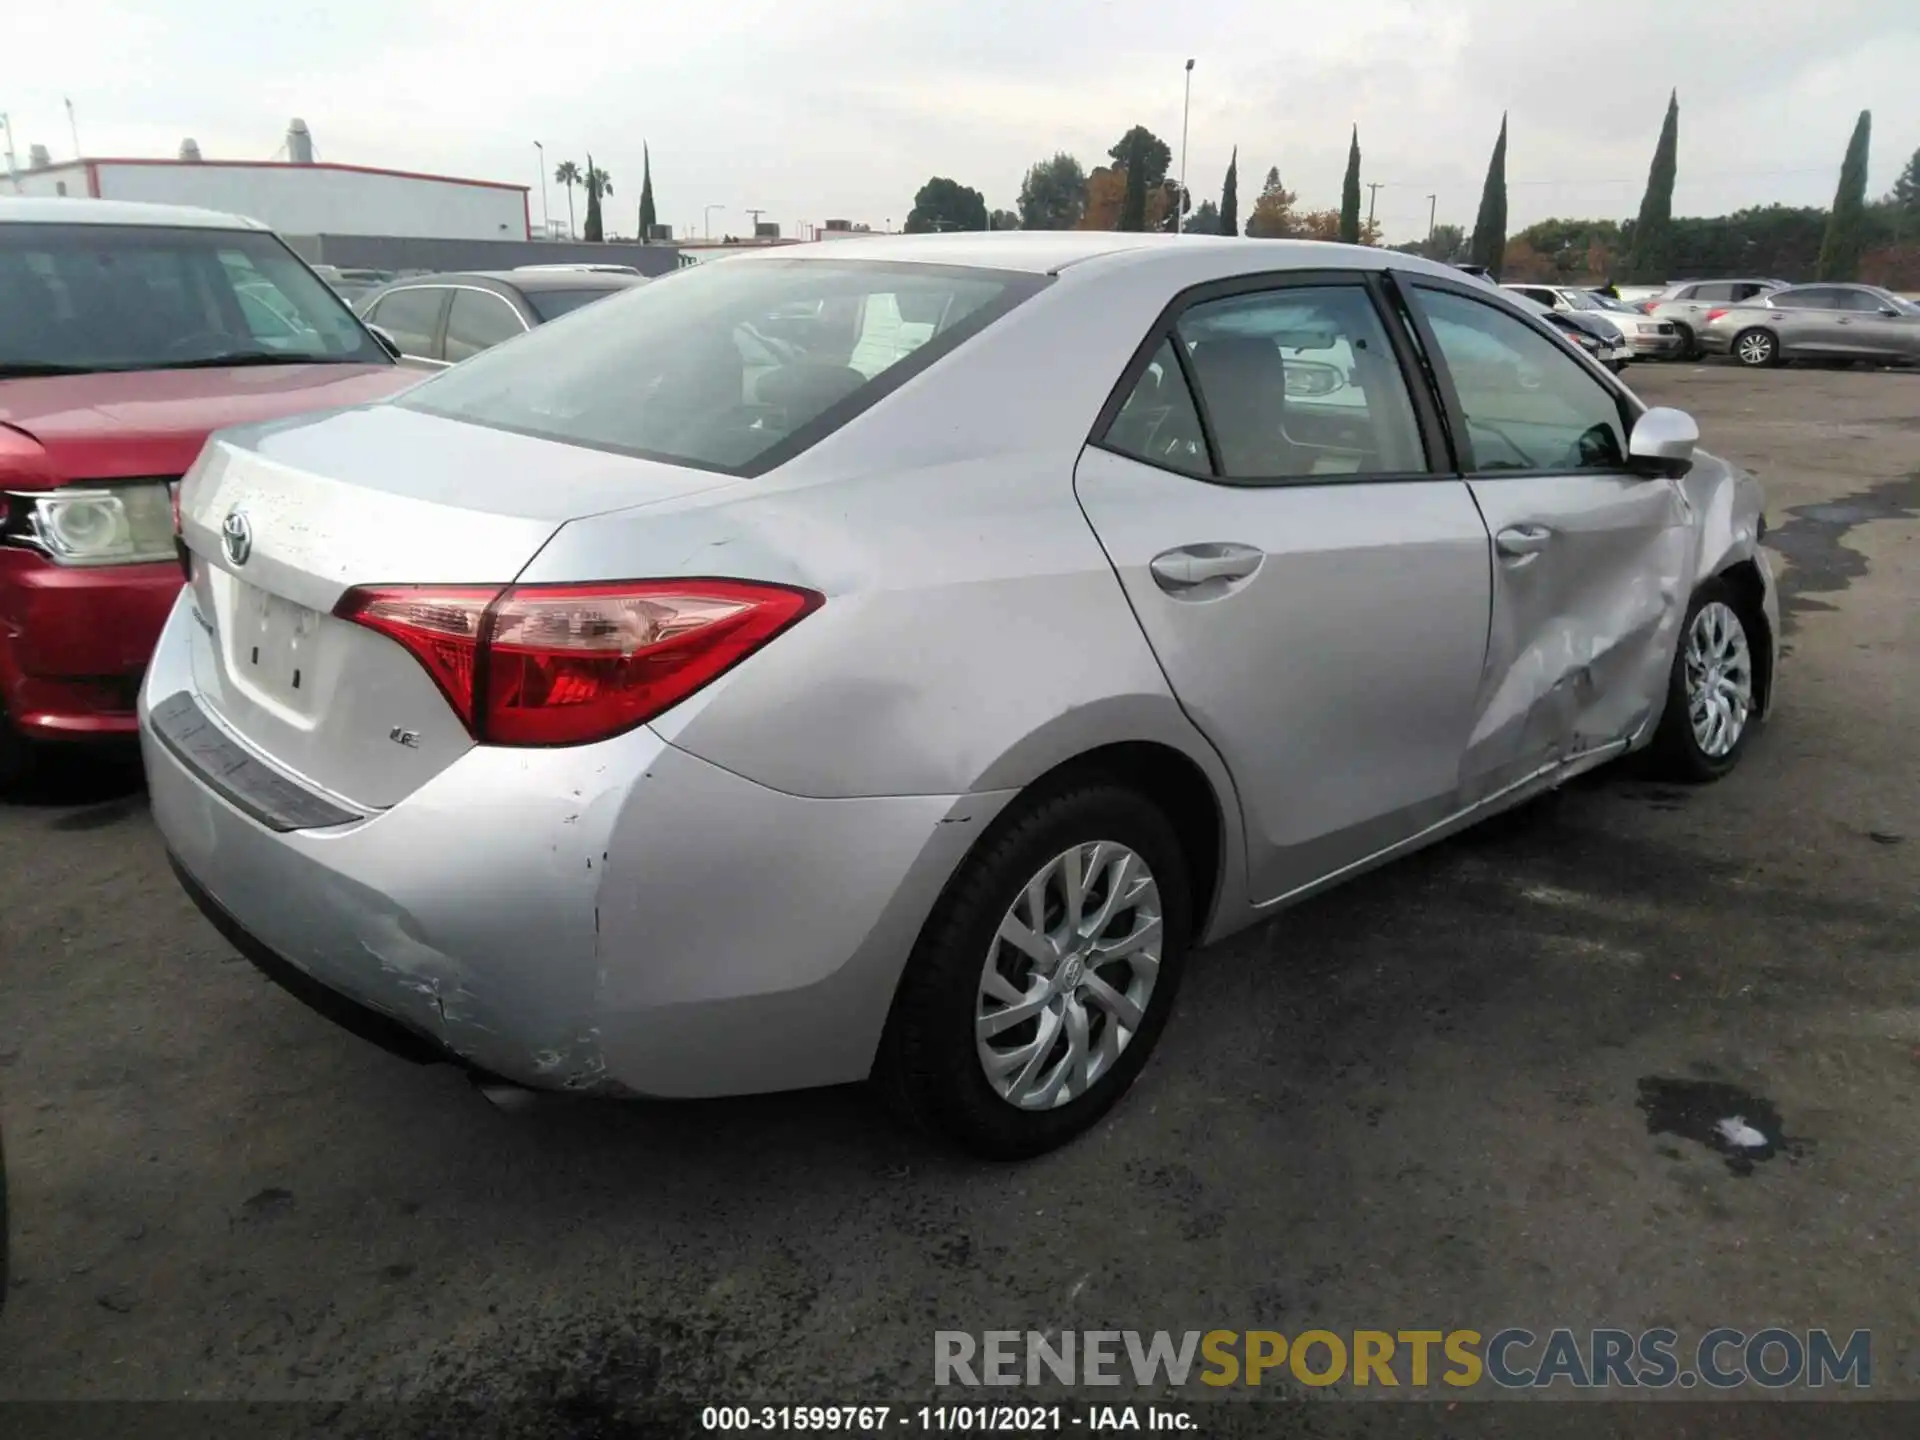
[380,269,644,292]
[720,230,1480,286]
[0,195,270,231]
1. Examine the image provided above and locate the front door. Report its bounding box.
[1074,274,1493,905]
[1395,276,1694,805]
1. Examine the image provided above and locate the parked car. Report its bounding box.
[1500,289,1632,372]
[1638,278,1790,358]
[146,233,1777,1158]
[0,196,418,786]
[1503,283,1684,360]
[1699,283,1920,367]
[514,263,645,276]
[356,270,647,368]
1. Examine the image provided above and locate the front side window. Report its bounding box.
[399,260,1043,475]
[1412,286,1628,474]
[365,288,446,359]
[1169,284,1427,481]
[1832,288,1889,314]
[443,290,526,363]
[0,223,385,375]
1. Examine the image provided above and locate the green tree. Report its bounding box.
[1889,145,1920,219]
[905,176,988,232]
[1339,126,1362,245]
[1108,126,1172,188]
[1017,153,1087,230]
[1189,198,1221,235]
[1625,91,1679,284]
[988,208,1019,231]
[1817,110,1873,281]
[1118,131,1149,232]
[582,155,611,242]
[1468,113,1508,275]
[554,159,582,238]
[637,144,657,241]
[1244,165,1299,238]
[1218,148,1238,237]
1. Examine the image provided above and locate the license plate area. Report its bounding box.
[226,579,323,711]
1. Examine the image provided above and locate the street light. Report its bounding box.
[533,141,551,239]
[1178,59,1195,234]
[704,204,723,240]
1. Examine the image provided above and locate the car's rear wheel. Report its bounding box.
[1733,327,1780,368]
[1645,579,1760,783]
[877,781,1191,1159]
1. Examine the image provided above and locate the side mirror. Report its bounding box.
[1629,406,1699,479]
[367,325,403,361]
[1880,306,1900,318]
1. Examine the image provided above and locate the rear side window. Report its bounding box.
[366,287,446,359]
[527,287,626,322]
[444,290,526,362]
[1412,286,1627,474]
[1689,282,1737,303]
[399,260,1045,475]
[1174,285,1427,480]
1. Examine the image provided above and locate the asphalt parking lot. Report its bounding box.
[1,362,1916,1426]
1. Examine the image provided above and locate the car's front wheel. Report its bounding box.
[877,780,1192,1159]
[1645,579,1761,782]
[1733,327,1780,368]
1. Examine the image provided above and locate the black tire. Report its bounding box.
[0,705,38,796]
[1644,578,1761,783]
[876,780,1193,1159]
[1732,327,1779,368]
[1670,322,1697,360]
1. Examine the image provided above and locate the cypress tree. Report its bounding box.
[1468,114,1508,275]
[1219,148,1238,237]
[638,143,657,242]
[1625,91,1679,284]
[583,152,604,242]
[1118,131,1148,232]
[1817,110,1872,281]
[1339,126,1362,245]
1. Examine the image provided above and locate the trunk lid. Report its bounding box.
[178,403,742,809]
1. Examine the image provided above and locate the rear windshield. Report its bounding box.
[398,259,1045,474]
[0,222,387,375]
[526,287,631,323]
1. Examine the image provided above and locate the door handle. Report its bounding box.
[1495,524,1553,558]
[1149,543,1264,592]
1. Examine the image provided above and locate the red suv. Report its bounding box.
[0,198,418,785]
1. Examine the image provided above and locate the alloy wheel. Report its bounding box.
[1736,331,1775,366]
[975,841,1163,1111]
[1684,600,1754,759]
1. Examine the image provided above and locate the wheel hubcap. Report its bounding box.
[975,841,1163,1111]
[1738,334,1771,364]
[1685,600,1753,759]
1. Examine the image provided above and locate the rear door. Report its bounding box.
[1396,276,1692,802]
[1074,272,1493,905]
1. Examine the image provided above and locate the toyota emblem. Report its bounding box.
[221,507,253,566]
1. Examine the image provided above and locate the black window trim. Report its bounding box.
[1385,270,1648,483]
[1087,267,1452,489]
[399,259,1053,480]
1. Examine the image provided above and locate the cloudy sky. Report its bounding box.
[8,0,1918,241]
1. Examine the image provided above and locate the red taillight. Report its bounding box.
[1705,308,1728,323]
[335,579,821,747]
[1640,301,1660,314]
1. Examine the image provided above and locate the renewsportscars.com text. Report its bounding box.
[934,1328,1871,1390]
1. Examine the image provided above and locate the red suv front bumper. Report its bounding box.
[0,549,183,740]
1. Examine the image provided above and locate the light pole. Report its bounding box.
[1366,181,1384,229]
[66,97,80,159]
[1178,58,1195,233]
[704,204,723,240]
[533,141,551,239]
[1426,193,1437,249]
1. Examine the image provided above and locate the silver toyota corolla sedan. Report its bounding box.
[142,233,1779,1158]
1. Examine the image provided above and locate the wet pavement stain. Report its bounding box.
[1635,1077,1803,1177]
[1766,472,1920,631]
